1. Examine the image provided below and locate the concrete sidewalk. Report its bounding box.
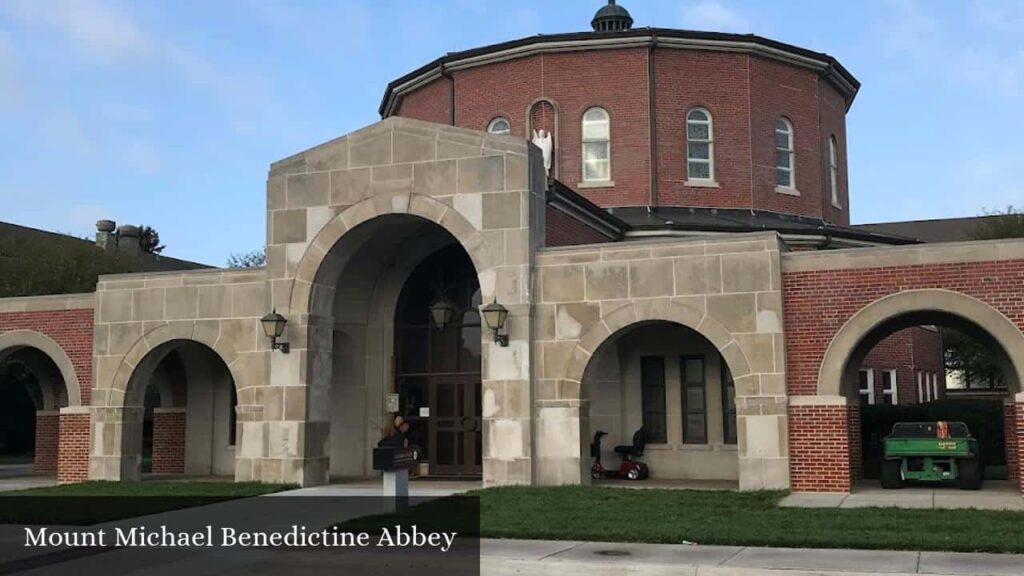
[481,538,1024,576]
[780,482,1024,511]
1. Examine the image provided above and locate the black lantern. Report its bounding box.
[428,299,457,330]
[260,310,290,353]
[481,300,510,347]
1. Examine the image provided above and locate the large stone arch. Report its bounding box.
[0,329,82,407]
[288,193,498,318]
[817,289,1024,399]
[107,322,244,408]
[562,300,753,391]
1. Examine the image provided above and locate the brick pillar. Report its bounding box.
[1014,403,1024,493]
[848,403,863,482]
[788,397,851,493]
[151,408,186,474]
[33,411,60,475]
[1004,403,1019,484]
[57,407,91,483]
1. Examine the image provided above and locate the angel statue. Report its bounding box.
[531,129,553,176]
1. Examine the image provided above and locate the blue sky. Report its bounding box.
[0,0,1021,265]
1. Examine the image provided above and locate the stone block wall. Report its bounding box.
[532,232,790,490]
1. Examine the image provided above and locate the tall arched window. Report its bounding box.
[775,118,795,190]
[829,135,840,207]
[686,108,714,182]
[487,117,510,135]
[581,107,610,182]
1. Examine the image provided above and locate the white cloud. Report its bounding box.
[680,1,750,33]
[1,0,150,62]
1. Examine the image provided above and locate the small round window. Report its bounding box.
[487,117,511,135]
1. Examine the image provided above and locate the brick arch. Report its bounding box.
[817,289,1024,397]
[0,329,82,407]
[107,323,242,408]
[562,300,753,393]
[288,193,496,316]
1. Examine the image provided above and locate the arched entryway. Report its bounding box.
[0,330,82,479]
[817,290,1024,492]
[581,320,740,486]
[122,339,237,479]
[301,212,486,480]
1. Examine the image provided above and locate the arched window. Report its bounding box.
[829,135,840,207]
[775,118,795,190]
[487,117,511,135]
[581,107,610,182]
[686,108,714,182]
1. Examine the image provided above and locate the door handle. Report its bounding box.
[461,416,479,432]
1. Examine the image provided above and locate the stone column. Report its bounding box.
[787,396,851,493]
[58,407,91,483]
[534,399,589,485]
[737,395,791,490]
[89,406,144,481]
[233,403,264,482]
[152,408,186,474]
[33,410,60,475]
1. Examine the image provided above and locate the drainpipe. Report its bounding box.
[442,64,455,126]
[647,33,659,209]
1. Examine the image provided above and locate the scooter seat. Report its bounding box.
[614,445,639,456]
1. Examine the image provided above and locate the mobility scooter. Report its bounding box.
[590,428,649,480]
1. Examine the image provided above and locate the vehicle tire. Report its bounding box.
[626,466,641,480]
[590,465,603,480]
[880,458,903,489]
[958,457,983,491]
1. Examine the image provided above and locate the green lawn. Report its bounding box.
[474,486,1024,554]
[0,481,295,524]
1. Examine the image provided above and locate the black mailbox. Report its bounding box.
[373,446,421,471]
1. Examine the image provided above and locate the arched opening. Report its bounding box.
[0,346,70,479]
[311,214,484,481]
[838,311,1021,493]
[583,321,739,487]
[125,340,237,479]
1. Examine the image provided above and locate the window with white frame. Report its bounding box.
[931,373,939,401]
[829,135,840,206]
[487,117,511,135]
[858,368,874,406]
[686,108,714,182]
[581,107,611,182]
[775,118,795,189]
[917,371,925,402]
[881,369,898,405]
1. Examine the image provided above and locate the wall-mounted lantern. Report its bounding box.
[429,299,457,330]
[481,300,510,347]
[260,310,290,353]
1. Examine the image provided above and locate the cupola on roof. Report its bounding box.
[591,0,633,32]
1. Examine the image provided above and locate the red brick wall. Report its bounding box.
[396,77,451,125]
[0,308,94,404]
[847,403,862,482]
[57,412,90,483]
[783,259,1024,397]
[790,404,850,492]
[911,327,945,399]
[859,327,944,405]
[33,412,59,475]
[1007,403,1020,485]
[152,410,186,475]
[819,79,850,225]
[395,47,846,219]
[545,206,613,247]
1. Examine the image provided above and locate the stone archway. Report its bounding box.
[818,289,1024,399]
[0,330,82,408]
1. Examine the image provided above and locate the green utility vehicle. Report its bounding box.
[881,421,982,490]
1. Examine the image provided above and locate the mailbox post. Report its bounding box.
[373,446,420,506]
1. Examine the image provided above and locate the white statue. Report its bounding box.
[532,129,553,176]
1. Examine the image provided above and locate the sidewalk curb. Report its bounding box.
[483,558,948,576]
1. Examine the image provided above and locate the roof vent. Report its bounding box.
[591,0,633,32]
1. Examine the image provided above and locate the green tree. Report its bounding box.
[226,248,266,269]
[0,231,135,298]
[968,206,1024,240]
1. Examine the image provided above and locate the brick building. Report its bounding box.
[0,1,1021,493]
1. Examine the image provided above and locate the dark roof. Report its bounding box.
[380,27,859,116]
[546,179,628,240]
[0,221,211,298]
[608,207,919,246]
[853,216,999,243]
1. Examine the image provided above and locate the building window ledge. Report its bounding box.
[775,186,801,196]
[577,180,615,189]
[683,179,720,189]
[831,200,843,210]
